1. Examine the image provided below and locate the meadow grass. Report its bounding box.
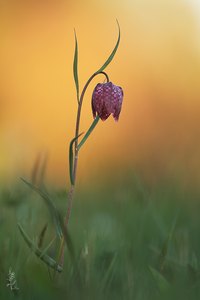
[1,174,200,300]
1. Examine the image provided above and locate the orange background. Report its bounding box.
[1,0,200,187]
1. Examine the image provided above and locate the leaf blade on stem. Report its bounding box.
[78,116,100,150]
[20,178,62,238]
[73,29,79,104]
[95,20,120,74]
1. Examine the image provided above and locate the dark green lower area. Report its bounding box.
[1,174,200,300]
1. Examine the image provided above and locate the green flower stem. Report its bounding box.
[71,71,109,186]
[69,132,84,185]
[58,72,109,268]
[77,116,100,151]
[66,72,108,220]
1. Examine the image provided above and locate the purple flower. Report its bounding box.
[92,82,123,121]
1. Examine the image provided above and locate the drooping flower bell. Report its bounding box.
[92,82,123,121]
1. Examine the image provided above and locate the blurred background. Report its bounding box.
[1,0,200,188]
[2,3,200,299]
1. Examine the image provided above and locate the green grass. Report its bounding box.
[1,174,200,300]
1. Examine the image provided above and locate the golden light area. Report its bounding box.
[1,0,200,186]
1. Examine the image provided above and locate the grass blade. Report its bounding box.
[18,223,62,273]
[73,29,79,104]
[38,223,48,248]
[100,252,117,291]
[31,153,41,185]
[57,214,82,285]
[39,237,56,259]
[159,212,179,271]
[57,214,75,263]
[20,178,62,238]
[149,266,170,292]
[38,152,48,188]
[96,20,120,74]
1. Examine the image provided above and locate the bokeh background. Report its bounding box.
[1,0,200,188]
[2,3,200,299]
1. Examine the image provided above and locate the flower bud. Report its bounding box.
[92,82,123,121]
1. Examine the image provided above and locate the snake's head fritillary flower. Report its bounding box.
[92,82,123,121]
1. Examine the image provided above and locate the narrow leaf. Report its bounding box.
[39,237,56,259]
[96,20,120,74]
[57,214,82,285]
[149,266,170,292]
[55,216,76,273]
[31,152,48,187]
[38,223,48,248]
[73,29,79,104]
[18,223,62,273]
[100,253,117,291]
[149,245,182,267]
[57,214,76,263]
[31,153,41,185]
[38,151,48,188]
[78,116,100,150]
[20,178,62,238]
[159,212,179,271]
[69,132,84,185]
